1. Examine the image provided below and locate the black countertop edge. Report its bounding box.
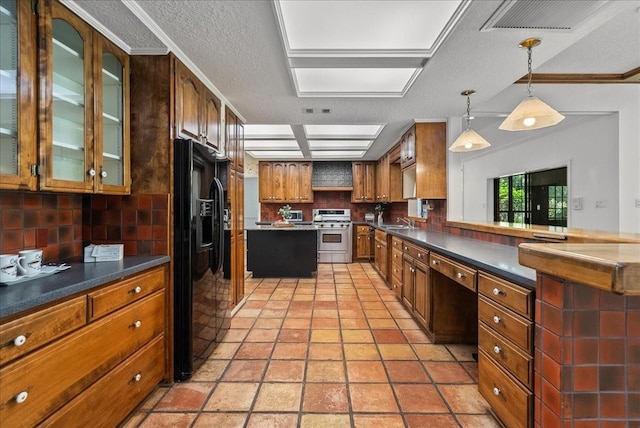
[369,224,537,289]
[246,225,318,231]
[0,255,170,320]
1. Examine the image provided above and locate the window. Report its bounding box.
[494,167,567,227]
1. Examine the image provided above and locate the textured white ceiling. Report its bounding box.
[69,0,640,160]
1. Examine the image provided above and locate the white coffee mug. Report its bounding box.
[0,254,19,282]
[17,249,43,276]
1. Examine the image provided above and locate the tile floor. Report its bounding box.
[124,263,500,428]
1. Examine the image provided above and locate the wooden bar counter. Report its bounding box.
[518,242,640,426]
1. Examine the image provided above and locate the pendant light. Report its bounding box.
[500,38,565,131]
[449,90,491,152]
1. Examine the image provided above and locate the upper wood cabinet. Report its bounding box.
[0,0,38,190]
[38,0,130,194]
[376,149,402,203]
[351,162,376,203]
[402,123,446,199]
[400,126,416,169]
[176,61,221,150]
[225,109,244,171]
[258,161,312,203]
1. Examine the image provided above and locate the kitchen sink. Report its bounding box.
[381,225,413,230]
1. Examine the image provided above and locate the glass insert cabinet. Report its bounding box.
[0,0,130,194]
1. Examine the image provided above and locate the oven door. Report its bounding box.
[318,228,349,251]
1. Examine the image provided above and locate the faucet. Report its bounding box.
[397,217,415,228]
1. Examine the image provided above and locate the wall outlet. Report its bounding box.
[572,197,583,210]
[595,200,607,208]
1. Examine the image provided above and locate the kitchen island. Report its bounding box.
[246,224,318,278]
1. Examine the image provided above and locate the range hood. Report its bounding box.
[311,161,353,190]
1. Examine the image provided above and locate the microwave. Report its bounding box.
[289,210,304,222]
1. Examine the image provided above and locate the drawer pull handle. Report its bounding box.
[133,320,142,329]
[492,288,503,296]
[493,345,502,354]
[13,335,27,347]
[134,373,142,382]
[493,315,501,324]
[456,272,465,279]
[15,391,28,404]
[493,387,501,396]
[132,286,142,294]
[432,260,439,265]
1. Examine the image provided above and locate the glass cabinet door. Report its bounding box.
[95,34,129,193]
[40,0,94,192]
[0,0,36,190]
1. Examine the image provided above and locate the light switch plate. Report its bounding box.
[572,197,582,210]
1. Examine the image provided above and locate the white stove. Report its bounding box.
[312,209,353,263]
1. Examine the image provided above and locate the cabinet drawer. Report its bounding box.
[391,237,403,250]
[478,272,533,319]
[390,273,402,299]
[478,323,533,388]
[403,242,428,263]
[478,296,532,353]
[40,334,165,428]
[479,351,532,428]
[374,229,387,242]
[429,253,476,291]
[0,291,164,428]
[391,248,403,269]
[88,266,165,320]
[0,296,86,366]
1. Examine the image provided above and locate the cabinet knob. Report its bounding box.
[456,272,465,279]
[493,345,502,354]
[88,168,96,177]
[132,286,142,294]
[418,253,422,258]
[493,315,501,324]
[15,391,28,404]
[493,387,501,396]
[100,170,108,178]
[13,335,27,347]
[432,260,439,265]
[492,288,503,296]
[133,373,142,382]
[132,320,142,329]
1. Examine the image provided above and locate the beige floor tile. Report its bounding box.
[393,384,449,413]
[272,342,308,360]
[343,343,380,360]
[193,413,248,428]
[244,328,279,342]
[222,328,249,342]
[282,317,311,329]
[308,343,344,360]
[302,383,349,413]
[229,317,255,328]
[423,361,474,383]
[346,360,388,382]
[413,344,455,361]
[306,361,346,382]
[310,329,341,343]
[402,328,432,343]
[253,383,302,412]
[203,382,259,411]
[311,317,341,329]
[456,414,503,428]
[210,342,241,359]
[277,328,310,343]
[378,344,418,360]
[264,360,306,382]
[384,361,430,383]
[353,414,405,428]
[438,384,492,414]
[221,360,267,382]
[349,383,399,412]
[252,318,283,329]
[138,413,197,427]
[342,329,374,343]
[367,318,397,329]
[300,414,351,428]
[191,359,230,381]
[404,414,459,428]
[245,413,299,428]
[340,318,370,329]
[234,342,274,359]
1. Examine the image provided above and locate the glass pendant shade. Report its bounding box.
[499,96,565,131]
[449,128,491,152]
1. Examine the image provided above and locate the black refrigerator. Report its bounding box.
[173,139,231,381]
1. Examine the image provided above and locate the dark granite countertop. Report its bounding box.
[0,255,170,319]
[246,224,319,231]
[370,223,536,289]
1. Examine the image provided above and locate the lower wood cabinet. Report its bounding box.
[373,230,388,280]
[0,264,168,428]
[354,225,374,260]
[477,272,534,428]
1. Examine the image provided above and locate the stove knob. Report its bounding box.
[330,224,334,227]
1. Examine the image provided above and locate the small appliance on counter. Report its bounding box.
[289,210,304,222]
[364,213,375,222]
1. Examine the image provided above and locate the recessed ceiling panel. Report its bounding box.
[278,0,463,53]
[311,150,366,158]
[293,68,419,96]
[246,150,303,159]
[244,140,300,150]
[244,124,294,138]
[304,124,383,138]
[308,140,373,150]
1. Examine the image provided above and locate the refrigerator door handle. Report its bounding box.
[210,177,225,274]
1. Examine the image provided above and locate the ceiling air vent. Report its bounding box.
[481,0,610,31]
